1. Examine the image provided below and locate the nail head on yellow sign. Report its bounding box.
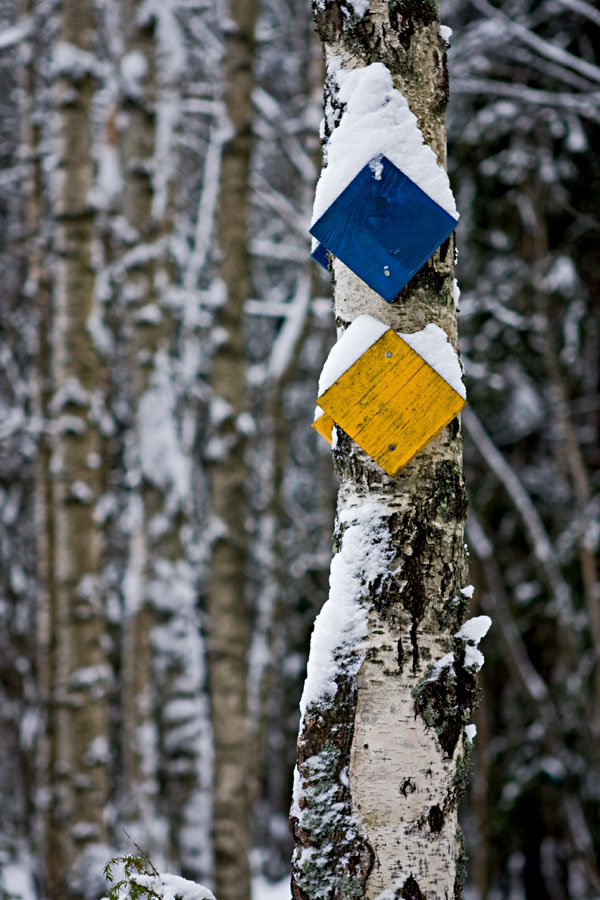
[312,316,466,476]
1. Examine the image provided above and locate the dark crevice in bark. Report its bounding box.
[322,75,346,145]
[409,263,448,295]
[433,460,468,523]
[413,645,481,758]
[313,1,378,55]
[410,620,419,673]
[400,778,416,797]
[414,744,473,839]
[399,874,426,900]
[388,0,436,50]
[433,48,450,112]
[428,803,444,832]
[439,235,451,263]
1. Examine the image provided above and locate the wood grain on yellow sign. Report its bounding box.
[312,410,335,444]
[313,329,465,475]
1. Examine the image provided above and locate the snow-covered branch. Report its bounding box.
[463,407,575,629]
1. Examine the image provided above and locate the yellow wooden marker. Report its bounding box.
[312,317,466,476]
[312,409,336,444]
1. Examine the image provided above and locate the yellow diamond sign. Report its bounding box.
[313,316,466,476]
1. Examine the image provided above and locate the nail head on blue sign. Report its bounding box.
[309,156,458,302]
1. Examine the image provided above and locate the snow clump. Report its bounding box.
[464,723,477,743]
[312,61,458,226]
[455,615,492,673]
[299,501,395,715]
[124,873,216,900]
[315,314,465,401]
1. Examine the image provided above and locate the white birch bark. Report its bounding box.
[291,3,479,898]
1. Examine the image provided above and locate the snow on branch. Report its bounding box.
[451,79,600,124]
[183,108,230,293]
[136,874,216,900]
[250,171,309,239]
[267,269,312,383]
[455,614,492,672]
[463,407,575,629]
[252,87,318,184]
[104,854,216,900]
[471,0,600,86]
[52,41,106,80]
[0,19,31,49]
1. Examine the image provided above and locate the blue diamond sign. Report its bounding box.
[309,156,458,302]
[310,240,329,270]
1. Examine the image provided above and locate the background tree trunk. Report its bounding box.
[42,3,113,895]
[205,0,256,898]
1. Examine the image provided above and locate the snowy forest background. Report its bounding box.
[0,1,599,899]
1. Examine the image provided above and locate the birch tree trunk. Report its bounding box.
[41,3,113,895]
[291,3,477,898]
[205,0,256,898]
[102,2,214,880]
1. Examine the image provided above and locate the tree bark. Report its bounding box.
[43,2,113,895]
[98,1,214,881]
[0,0,39,872]
[205,0,256,898]
[291,3,474,898]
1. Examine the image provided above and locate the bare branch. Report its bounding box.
[471,0,600,85]
[183,106,229,293]
[0,19,31,51]
[462,407,575,628]
[266,268,312,384]
[555,0,600,28]
[451,78,600,123]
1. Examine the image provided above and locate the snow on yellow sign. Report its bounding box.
[312,315,466,476]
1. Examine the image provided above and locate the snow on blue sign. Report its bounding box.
[309,156,458,303]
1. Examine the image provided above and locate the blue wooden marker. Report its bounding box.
[309,156,458,302]
[311,241,329,270]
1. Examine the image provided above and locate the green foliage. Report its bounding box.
[103,853,161,900]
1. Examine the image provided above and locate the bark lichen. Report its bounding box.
[291,689,374,900]
[412,648,481,758]
[453,826,467,900]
